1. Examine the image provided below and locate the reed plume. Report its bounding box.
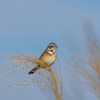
[65,32,100,99]
[7,53,62,100]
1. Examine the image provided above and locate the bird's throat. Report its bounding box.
[48,49,56,55]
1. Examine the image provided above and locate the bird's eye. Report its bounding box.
[51,45,53,48]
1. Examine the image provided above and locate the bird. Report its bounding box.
[28,42,57,74]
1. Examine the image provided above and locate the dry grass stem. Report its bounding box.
[8,53,61,100]
[65,33,100,99]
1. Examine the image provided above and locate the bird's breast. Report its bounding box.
[41,54,56,66]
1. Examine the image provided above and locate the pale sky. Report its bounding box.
[0,0,100,100]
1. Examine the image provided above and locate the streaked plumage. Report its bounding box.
[28,42,57,74]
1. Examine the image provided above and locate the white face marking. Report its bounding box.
[48,48,56,55]
[44,49,56,66]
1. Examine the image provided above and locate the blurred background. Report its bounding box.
[0,0,100,100]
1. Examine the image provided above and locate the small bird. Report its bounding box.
[28,42,57,74]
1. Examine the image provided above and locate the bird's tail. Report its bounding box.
[28,65,40,74]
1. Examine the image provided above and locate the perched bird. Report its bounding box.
[28,42,57,74]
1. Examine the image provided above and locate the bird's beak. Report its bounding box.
[56,45,58,48]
